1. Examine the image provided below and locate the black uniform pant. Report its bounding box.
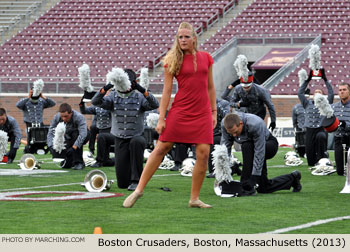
[114,135,146,188]
[96,132,115,166]
[6,133,18,161]
[208,134,221,173]
[172,143,196,164]
[305,127,327,166]
[89,123,98,153]
[241,134,295,193]
[50,130,90,168]
[334,136,350,176]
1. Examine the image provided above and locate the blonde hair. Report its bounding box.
[162,22,198,76]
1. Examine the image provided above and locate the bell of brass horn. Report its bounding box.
[340,150,350,194]
[82,169,114,193]
[18,154,40,170]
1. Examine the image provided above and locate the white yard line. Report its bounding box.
[264,216,350,234]
[0,173,180,192]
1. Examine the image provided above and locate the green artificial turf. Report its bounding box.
[0,147,349,234]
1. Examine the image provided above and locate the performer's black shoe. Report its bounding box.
[7,159,13,164]
[206,172,215,178]
[170,162,181,171]
[91,162,102,168]
[127,183,138,191]
[241,188,257,196]
[73,163,85,170]
[291,170,302,192]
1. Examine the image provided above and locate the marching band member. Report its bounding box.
[92,68,159,191]
[298,68,334,166]
[221,113,302,195]
[47,103,89,170]
[0,108,21,163]
[332,83,350,176]
[16,79,56,153]
[221,55,276,132]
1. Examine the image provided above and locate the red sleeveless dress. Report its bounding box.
[159,51,214,144]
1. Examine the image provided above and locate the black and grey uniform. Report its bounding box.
[80,103,112,155]
[16,97,56,153]
[292,103,306,157]
[47,110,89,168]
[221,83,276,123]
[92,90,159,189]
[298,79,334,166]
[332,100,350,175]
[221,112,297,193]
[208,98,230,174]
[0,115,21,162]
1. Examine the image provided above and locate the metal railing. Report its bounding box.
[262,34,322,91]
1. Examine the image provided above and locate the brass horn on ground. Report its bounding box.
[81,169,114,193]
[18,154,40,170]
[340,149,350,194]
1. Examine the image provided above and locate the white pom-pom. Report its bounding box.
[106,68,131,92]
[314,93,333,118]
[78,64,94,92]
[233,55,249,82]
[0,130,8,161]
[298,69,308,87]
[212,145,233,184]
[53,122,66,154]
[308,44,321,70]
[140,68,149,90]
[32,79,44,97]
[146,113,159,129]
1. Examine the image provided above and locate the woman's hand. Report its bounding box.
[156,118,166,135]
[212,111,217,128]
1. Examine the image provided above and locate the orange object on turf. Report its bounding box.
[93,227,102,234]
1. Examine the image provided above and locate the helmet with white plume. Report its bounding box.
[106,68,132,93]
[0,130,8,161]
[53,122,66,154]
[31,79,44,103]
[308,44,322,80]
[310,158,336,175]
[234,55,253,87]
[314,93,339,132]
[212,144,243,197]
[140,68,149,91]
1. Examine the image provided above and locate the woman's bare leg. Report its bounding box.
[123,141,173,208]
[188,143,211,208]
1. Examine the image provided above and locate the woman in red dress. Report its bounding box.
[123,22,217,208]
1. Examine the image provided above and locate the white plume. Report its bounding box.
[78,64,94,92]
[106,68,131,92]
[298,69,308,87]
[146,113,159,129]
[32,79,44,97]
[0,130,8,161]
[314,93,333,118]
[212,145,233,184]
[308,44,321,70]
[53,122,66,154]
[233,55,249,82]
[140,68,149,90]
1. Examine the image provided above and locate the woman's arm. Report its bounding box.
[156,68,173,135]
[208,65,217,128]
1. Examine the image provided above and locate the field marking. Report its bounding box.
[0,173,180,192]
[264,216,350,234]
